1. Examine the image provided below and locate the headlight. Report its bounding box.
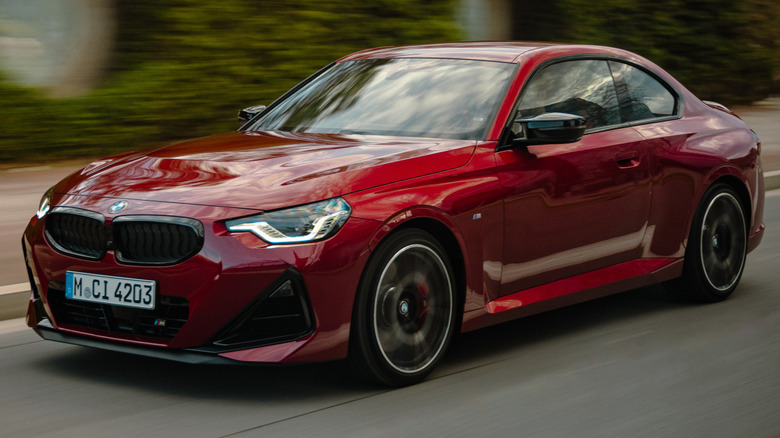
[36,187,53,219]
[226,198,351,244]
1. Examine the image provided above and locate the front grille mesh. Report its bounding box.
[47,285,189,340]
[44,209,203,266]
[45,213,106,260]
[115,221,203,265]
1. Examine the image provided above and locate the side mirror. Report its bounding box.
[238,104,267,127]
[513,112,586,145]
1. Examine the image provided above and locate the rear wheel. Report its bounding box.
[350,229,457,386]
[679,184,747,302]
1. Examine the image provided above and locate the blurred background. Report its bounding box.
[1,0,779,163]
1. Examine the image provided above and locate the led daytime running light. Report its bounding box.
[227,198,351,244]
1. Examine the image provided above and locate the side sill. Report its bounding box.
[487,258,678,314]
[461,258,683,333]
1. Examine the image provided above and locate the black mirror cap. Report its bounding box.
[238,105,267,126]
[513,112,586,146]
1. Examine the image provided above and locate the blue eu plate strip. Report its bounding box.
[65,272,73,299]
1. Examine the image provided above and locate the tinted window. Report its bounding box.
[608,61,676,122]
[249,58,516,140]
[516,60,620,130]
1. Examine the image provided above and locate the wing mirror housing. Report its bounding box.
[238,105,267,127]
[512,112,586,145]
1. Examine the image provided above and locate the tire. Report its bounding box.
[679,184,748,302]
[349,229,457,386]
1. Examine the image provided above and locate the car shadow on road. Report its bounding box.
[30,282,702,400]
[439,283,697,370]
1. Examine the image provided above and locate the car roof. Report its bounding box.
[336,42,630,64]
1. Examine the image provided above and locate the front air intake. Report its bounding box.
[46,282,189,340]
[209,270,314,349]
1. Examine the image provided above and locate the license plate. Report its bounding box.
[65,271,156,310]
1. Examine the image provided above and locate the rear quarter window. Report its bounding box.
[608,61,677,122]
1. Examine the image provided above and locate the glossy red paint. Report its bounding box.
[23,42,764,371]
[495,126,652,298]
[338,41,551,63]
[53,132,476,212]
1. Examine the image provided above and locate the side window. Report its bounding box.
[608,61,677,123]
[516,60,620,130]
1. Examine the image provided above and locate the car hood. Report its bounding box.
[55,131,476,211]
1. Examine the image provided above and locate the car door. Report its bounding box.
[495,58,653,298]
[607,59,687,258]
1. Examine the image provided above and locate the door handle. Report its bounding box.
[616,151,640,168]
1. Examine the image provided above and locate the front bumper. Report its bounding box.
[32,318,237,364]
[24,196,378,364]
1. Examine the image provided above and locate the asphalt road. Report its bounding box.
[0,192,777,437]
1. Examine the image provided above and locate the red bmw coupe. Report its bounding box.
[23,42,765,386]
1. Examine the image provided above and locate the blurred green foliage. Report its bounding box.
[1,0,779,163]
[513,0,780,104]
[0,0,458,162]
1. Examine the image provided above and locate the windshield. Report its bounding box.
[247,58,516,140]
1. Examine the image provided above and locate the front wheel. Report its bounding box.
[350,229,457,386]
[679,184,748,302]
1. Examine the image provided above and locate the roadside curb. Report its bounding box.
[0,283,28,321]
[2,172,780,323]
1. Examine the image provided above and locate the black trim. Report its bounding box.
[112,214,204,230]
[44,210,205,266]
[202,268,315,352]
[33,319,237,365]
[49,206,106,222]
[44,207,107,261]
[112,215,205,266]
